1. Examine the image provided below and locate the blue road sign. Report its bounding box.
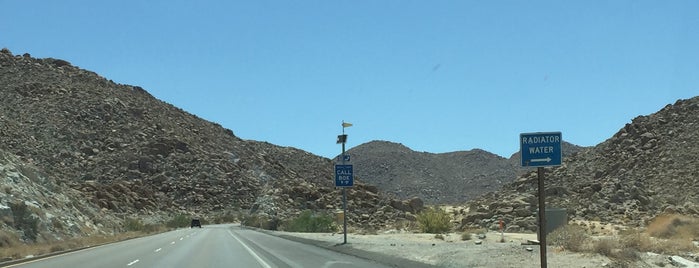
[335,164,353,187]
[520,132,562,167]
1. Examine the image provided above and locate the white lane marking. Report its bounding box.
[179,237,184,241]
[155,248,162,253]
[322,261,352,268]
[171,241,176,245]
[127,259,139,266]
[228,230,272,268]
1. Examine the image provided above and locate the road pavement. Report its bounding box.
[6,224,395,268]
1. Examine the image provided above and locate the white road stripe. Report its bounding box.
[179,237,184,241]
[228,230,272,268]
[127,259,139,266]
[155,248,162,252]
[171,241,176,245]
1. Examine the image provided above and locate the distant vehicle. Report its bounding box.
[191,219,201,228]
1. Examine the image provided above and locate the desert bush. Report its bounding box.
[50,244,65,253]
[651,237,696,255]
[51,217,64,230]
[416,207,451,234]
[0,230,17,247]
[461,232,472,241]
[434,234,445,240]
[10,202,39,241]
[166,214,191,228]
[284,210,334,233]
[592,238,617,257]
[620,230,653,252]
[124,218,145,232]
[212,211,238,224]
[142,223,165,233]
[593,237,640,264]
[547,224,588,252]
[241,214,262,228]
[646,214,697,239]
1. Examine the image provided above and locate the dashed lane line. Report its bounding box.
[127,259,139,266]
[227,230,272,268]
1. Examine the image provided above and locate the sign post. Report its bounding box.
[520,132,562,268]
[336,121,353,244]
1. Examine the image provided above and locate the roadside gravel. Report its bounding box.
[271,230,613,268]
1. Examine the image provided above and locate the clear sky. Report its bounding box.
[2,1,697,158]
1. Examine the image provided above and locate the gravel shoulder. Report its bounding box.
[267,230,614,268]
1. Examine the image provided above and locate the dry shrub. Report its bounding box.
[593,238,639,263]
[639,213,699,255]
[547,224,589,252]
[461,232,472,241]
[652,237,696,255]
[592,238,618,257]
[620,230,653,252]
[0,230,18,247]
[460,227,485,241]
[645,214,698,239]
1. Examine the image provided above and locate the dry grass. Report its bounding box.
[646,214,699,240]
[0,231,152,261]
[548,224,589,252]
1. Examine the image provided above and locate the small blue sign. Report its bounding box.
[520,132,562,167]
[343,155,351,162]
[335,164,353,187]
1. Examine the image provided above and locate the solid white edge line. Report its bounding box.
[127,259,139,266]
[228,230,272,268]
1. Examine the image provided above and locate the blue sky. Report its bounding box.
[2,1,697,158]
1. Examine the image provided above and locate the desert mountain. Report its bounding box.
[345,140,584,205]
[0,49,420,242]
[461,97,699,232]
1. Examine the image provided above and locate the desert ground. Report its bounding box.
[272,229,697,268]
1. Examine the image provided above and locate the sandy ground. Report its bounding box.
[273,230,616,268]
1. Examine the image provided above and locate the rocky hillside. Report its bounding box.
[0,48,421,243]
[461,97,699,232]
[345,140,585,205]
[345,141,516,204]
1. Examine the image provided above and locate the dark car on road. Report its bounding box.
[191,219,201,228]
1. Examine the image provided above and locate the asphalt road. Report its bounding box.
[7,225,395,268]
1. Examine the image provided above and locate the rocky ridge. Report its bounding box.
[461,97,699,232]
[345,140,584,205]
[346,141,515,204]
[0,48,421,243]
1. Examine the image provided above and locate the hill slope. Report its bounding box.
[346,141,516,204]
[0,49,418,242]
[462,97,699,231]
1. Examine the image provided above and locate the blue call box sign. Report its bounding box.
[335,164,353,187]
[520,132,562,167]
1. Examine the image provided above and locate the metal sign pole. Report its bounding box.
[342,140,347,245]
[338,121,351,245]
[537,167,547,268]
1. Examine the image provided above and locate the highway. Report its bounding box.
[7,225,395,268]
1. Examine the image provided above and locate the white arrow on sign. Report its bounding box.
[530,157,552,163]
